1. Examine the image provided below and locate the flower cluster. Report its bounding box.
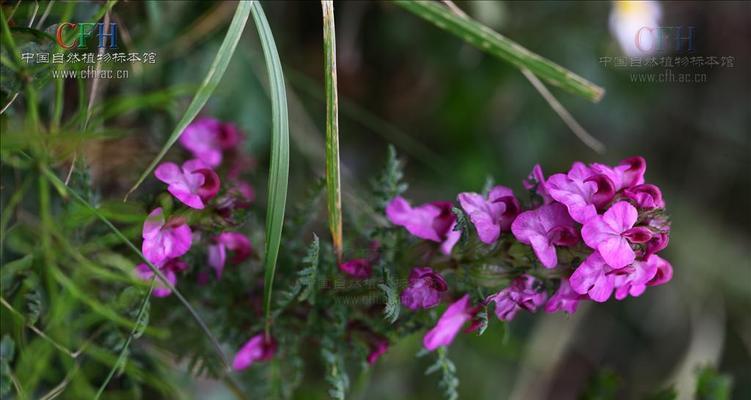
[135,117,266,369]
[384,157,672,352]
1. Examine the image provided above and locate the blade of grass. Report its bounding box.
[124,0,251,200]
[249,1,290,336]
[393,0,604,102]
[321,1,343,264]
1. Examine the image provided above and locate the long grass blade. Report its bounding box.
[124,1,251,200]
[321,1,343,263]
[393,0,605,102]
[250,1,290,336]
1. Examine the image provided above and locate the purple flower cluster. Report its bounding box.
[384,157,672,352]
[137,117,266,370]
[137,117,253,296]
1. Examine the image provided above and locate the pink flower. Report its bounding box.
[134,258,188,297]
[647,254,673,287]
[142,208,192,265]
[366,339,389,364]
[568,252,616,302]
[207,232,252,278]
[179,117,242,167]
[590,156,646,191]
[232,333,276,371]
[423,294,475,351]
[571,252,672,302]
[523,164,553,204]
[510,203,578,268]
[457,186,520,244]
[624,184,665,209]
[546,162,600,223]
[386,196,461,255]
[339,259,372,279]
[400,267,448,310]
[545,279,586,314]
[612,256,661,300]
[581,201,649,268]
[155,159,220,209]
[487,275,547,321]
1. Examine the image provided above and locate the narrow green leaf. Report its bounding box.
[393,0,604,102]
[322,1,343,263]
[124,1,251,199]
[250,1,290,335]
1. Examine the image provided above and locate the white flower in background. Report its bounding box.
[609,1,662,57]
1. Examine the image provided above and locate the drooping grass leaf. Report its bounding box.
[393,0,604,102]
[321,1,343,263]
[250,1,290,335]
[125,1,251,199]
